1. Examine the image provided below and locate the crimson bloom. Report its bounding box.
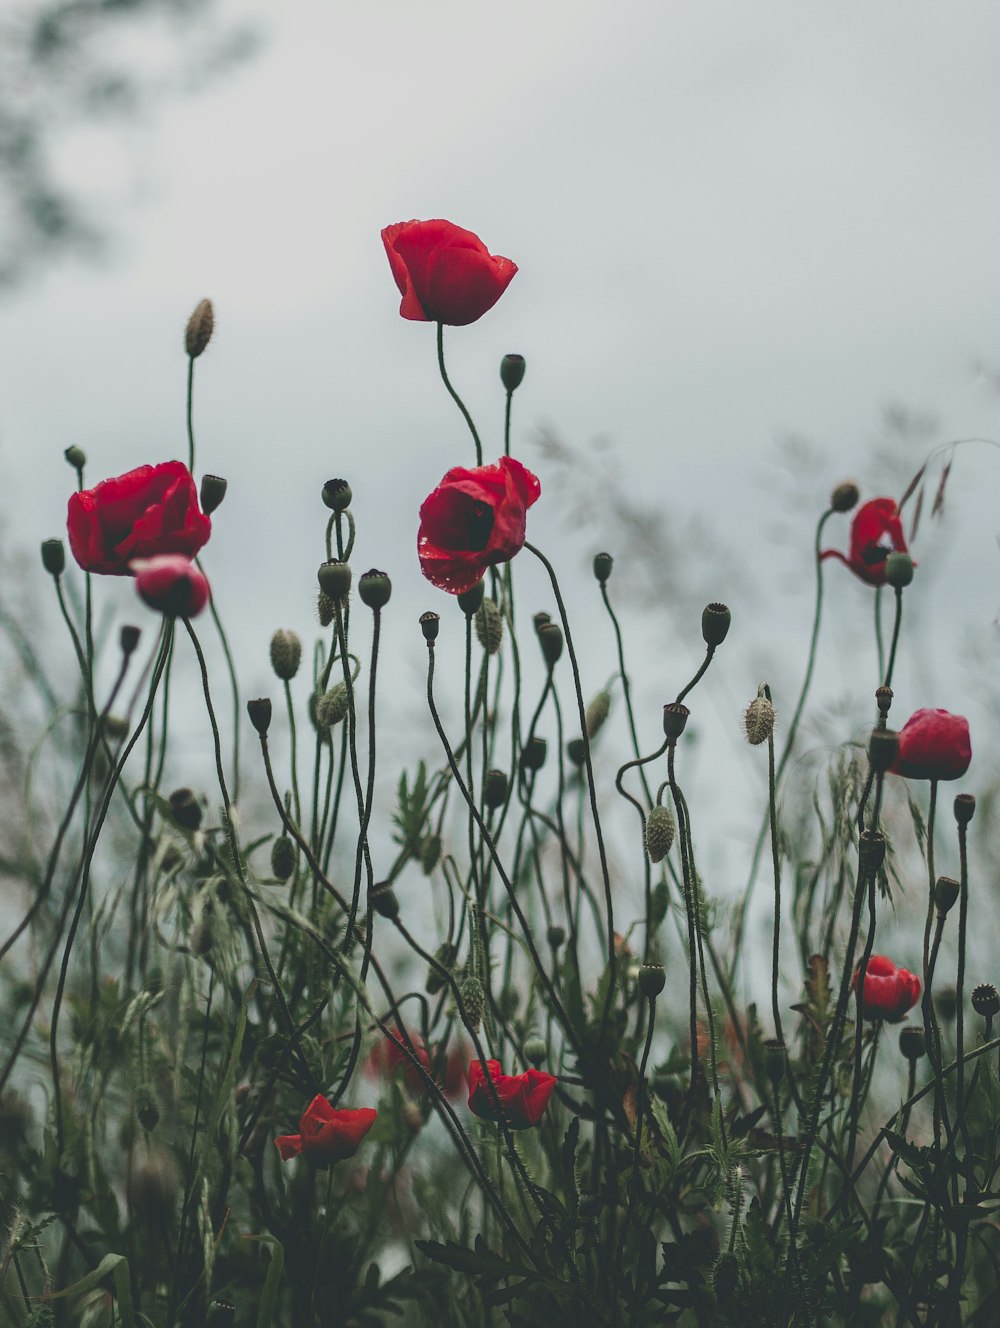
[132,555,210,618]
[67,461,211,575]
[366,1032,467,1099]
[467,1059,557,1130]
[890,708,972,782]
[820,497,909,586]
[853,955,921,1022]
[382,219,517,326]
[418,457,540,595]
[274,1094,376,1165]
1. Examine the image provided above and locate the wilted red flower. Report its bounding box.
[820,497,909,586]
[853,955,921,1022]
[418,457,540,595]
[467,1059,557,1129]
[67,461,211,576]
[890,708,971,782]
[274,1094,376,1165]
[382,219,517,326]
[132,555,210,618]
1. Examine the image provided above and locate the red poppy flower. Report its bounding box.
[67,461,211,576]
[382,219,517,326]
[820,497,909,586]
[274,1094,376,1165]
[890,708,972,782]
[131,555,210,618]
[852,955,921,1022]
[418,457,540,595]
[467,1059,557,1129]
[366,1031,468,1099]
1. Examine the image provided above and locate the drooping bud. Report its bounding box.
[566,737,586,767]
[269,629,302,681]
[41,538,65,577]
[899,1025,926,1061]
[185,298,215,358]
[868,727,899,773]
[64,445,87,473]
[246,698,272,736]
[120,624,141,656]
[520,736,547,772]
[483,768,509,810]
[831,481,860,513]
[270,835,296,882]
[475,598,503,654]
[645,805,676,863]
[537,621,563,667]
[322,478,352,512]
[934,875,960,916]
[419,610,440,643]
[743,685,775,746]
[523,1035,547,1066]
[547,925,566,951]
[315,683,349,729]
[637,963,666,999]
[426,941,458,995]
[954,793,976,826]
[701,602,731,647]
[885,552,914,589]
[662,703,690,741]
[971,983,1000,1019]
[593,552,613,586]
[585,690,611,739]
[317,559,352,601]
[500,353,526,393]
[371,882,399,920]
[858,830,886,877]
[875,685,893,720]
[200,474,227,514]
[457,581,485,616]
[168,787,202,831]
[459,975,486,1035]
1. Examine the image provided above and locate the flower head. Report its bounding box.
[821,497,909,586]
[890,708,971,782]
[418,457,540,595]
[382,219,517,326]
[67,461,211,576]
[274,1094,376,1166]
[467,1059,557,1129]
[131,555,210,618]
[852,955,921,1022]
[366,1031,467,1099]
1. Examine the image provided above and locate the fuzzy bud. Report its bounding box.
[317,590,334,627]
[500,353,526,392]
[371,882,399,920]
[426,942,457,996]
[743,687,775,746]
[585,690,611,739]
[593,551,613,585]
[200,474,227,515]
[315,683,348,729]
[475,598,503,654]
[934,875,960,916]
[954,793,976,826]
[483,768,509,810]
[322,478,352,512]
[868,727,899,773]
[246,698,272,736]
[457,581,485,616]
[270,835,296,882]
[185,298,214,358]
[459,975,486,1035]
[885,552,914,589]
[41,538,65,577]
[831,481,860,513]
[638,963,666,999]
[899,1025,926,1061]
[359,568,392,610]
[523,1035,547,1066]
[419,610,440,643]
[537,621,564,667]
[971,983,1000,1019]
[269,629,302,681]
[701,602,731,647]
[64,445,87,473]
[520,736,547,772]
[662,702,690,741]
[645,805,676,863]
[318,559,352,601]
[168,787,202,831]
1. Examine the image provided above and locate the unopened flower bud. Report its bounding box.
[315,683,348,729]
[500,353,526,392]
[645,805,676,863]
[64,445,87,473]
[322,478,352,512]
[419,610,440,642]
[566,737,586,767]
[523,1036,547,1066]
[520,736,547,772]
[954,794,976,826]
[41,538,65,576]
[743,687,775,746]
[899,1025,926,1061]
[585,690,611,739]
[662,702,690,741]
[537,621,563,667]
[169,787,202,831]
[457,581,485,616]
[185,298,214,358]
[420,833,441,874]
[868,727,899,773]
[638,963,666,999]
[971,983,1000,1019]
[358,568,392,610]
[701,602,731,647]
[547,925,566,951]
[934,875,960,916]
[858,830,886,876]
[593,552,613,585]
[831,481,860,513]
[269,629,301,681]
[426,941,457,996]
[318,559,352,601]
[200,474,227,514]
[271,835,296,882]
[484,768,509,810]
[247,698,272,736]
[475,598,503,654]
[371,882,399,920]
[317,590,334,626]
[885,552,914,589]
[459,975,485,1035]
[876,685,894,719]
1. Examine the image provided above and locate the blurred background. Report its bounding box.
[2,0,999,985]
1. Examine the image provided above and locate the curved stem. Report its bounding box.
[436,322,482,465]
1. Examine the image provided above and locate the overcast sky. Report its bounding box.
[2,1,998,972]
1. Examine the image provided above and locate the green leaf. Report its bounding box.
[256,1239,285,1328]
[43,1252,135,1326]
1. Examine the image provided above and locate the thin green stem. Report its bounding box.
[436,322,482,465]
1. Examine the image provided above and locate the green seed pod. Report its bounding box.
[868,727,899,773]
[322,478,352,512]
[523,1036,547,1066]
[420,833,441,875]
[359,568,392,610]
[885,552,914,588]
[566,737,586,767]
[64,444,87,472]
[41,538,65,577]
[537,622,563,667]
[637,963,666,999]
[426,941,458,995]
[419,610,440,642]
[457,580,485,616]
[971,983,1000,1019]
[520,736,547,772]
[246,698,272,736]
[271,835,296,882]
[645,805,676,863]
[316,683,349,729]
[483,768,509,810]
[200,474,227,514]
[269,629,302,681]
[475,598,503,654]
[593,552,613,585]
[954,793,976,826]
[899,1025,926,1060]
[459,975,486,1035]
[318,559,352,601]
[934,875,960,916]
[701,602,731,647]
[662,703,690,741]
[585,690,611,740]
[372,882,399,920]
[500,353,526,392]
[858,830,886,877]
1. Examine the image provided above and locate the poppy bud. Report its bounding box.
[566,737,586,767]
[954,793,976,826]
[315,683,349,729]
[169,787,202,831]
[899,1025,926,1061]
[876,685,894,719]
[271,835,296,882]
[420,833,441,874]
[885,552,914,588]
[662,703,690,741]
[457,581,485,616]
[322,478,352,512]
[638,963,666,999]
[868,727,899,773]
[971,983,1000,1019]
[858,830,886,876]
[318,559,352,601]
[520,736,547,772]
[523,1036,547,1066]
[585,690,611,739]
[460,975,485,1034]
[475,598,503,654]
[372,882,399,920]
[317,590,334,627]
[500,353,526,392]
[537,621,563,667]
[714,1252,740,1302]
[831,481,860,513]
[701,602,731,647]
[41,538,65,577]
[358,569,392,610]
[763,1038,786,1086]
[269,629,302,681]
[593,552,613,585]
[547,925,566,951]
[419,610,440,642]
[247,698,272,736]
[64,445,87,473]
[120,625,141,656]
[483,768,509,810]
[645,805,676,863]
[933,875,960,916]
[185,298,214,358]
[743,686,775,746]
[426,941,457,995]
[200,474,227,515]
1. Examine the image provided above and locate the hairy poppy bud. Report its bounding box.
[269,629,302,681]
[419,610,440,642]
[475,598,503,654]
[831,481,860,513]
[954,793,976,826]
[41,538,65,577]
[358,568,392,610]
[523,1036,547,1066]
[120,624,141,656]
[934,875,960,916]
[322,478,352,512]
[868,727,899,773]
[858,830,886,876]
[64,445,87,473]
[247,698,272,736]
[426,941,457,996]
[743,686,775,746]
[638,963,666,999]
[876,685,894,719]
[185,298,214,358]
[520,736,547,772]
[317,590,334,627]
[315,683,348,729]
[593,551,613,585]
[586,690,611,739]
[457,581,485,616]
[537,621,563,667]
[460,976,486,1035]
[645,805,676,863]
[662,703,690,741]
[566,737,586,767]
[500,353,526,392]
[899,1025,926,1061]
[701,602,731,647]
[971,983,1000,1019]
[372,882,399,920]
[318,559,352,601]
[483,768,508,810]
[271,835,296,882]
[169,787,202,831]
[885,552,914,588]
[547,924,566,950]
[200,474,227,515]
